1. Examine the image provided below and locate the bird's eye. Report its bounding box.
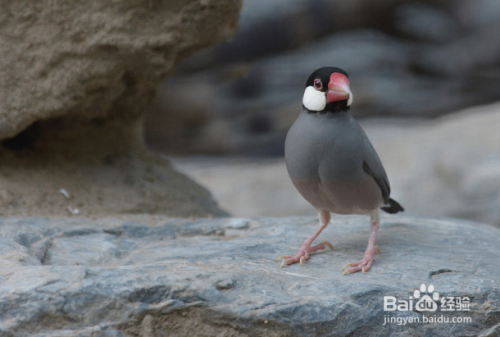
[313,79,323,90]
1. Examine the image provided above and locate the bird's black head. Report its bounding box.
[302,67,352,113]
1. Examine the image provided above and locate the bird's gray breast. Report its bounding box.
[285,110,383,213]
[285,110,365,182]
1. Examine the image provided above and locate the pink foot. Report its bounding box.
[275,241,333,268]
[342,246,380,275]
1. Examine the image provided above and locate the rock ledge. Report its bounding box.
[0,216,499,336]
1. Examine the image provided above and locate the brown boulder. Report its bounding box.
[0,0,241,217]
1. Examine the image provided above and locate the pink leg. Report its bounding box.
[342,210,381,275]
[276,210,333,267]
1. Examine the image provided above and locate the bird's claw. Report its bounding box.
[275,241,333,268]
[341,263,355,276]
[341,253,376,276]
[276,256,293,268]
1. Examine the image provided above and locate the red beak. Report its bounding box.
[326,73,350,103]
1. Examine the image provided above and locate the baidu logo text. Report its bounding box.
[383,284,470,312]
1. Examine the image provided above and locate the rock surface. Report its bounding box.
[1,215,499,336]
[0,151,228,218]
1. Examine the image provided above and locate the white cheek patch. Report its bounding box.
[347,91,353,106]
[302,86,326,111]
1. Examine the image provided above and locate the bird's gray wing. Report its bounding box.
[358,126,391,204]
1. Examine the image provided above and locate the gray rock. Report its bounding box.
[145,0,500,156]
[394,3,460,43]
[148,26,500,155]
[0,216,499,336]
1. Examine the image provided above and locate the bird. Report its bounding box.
[276,66,404,275]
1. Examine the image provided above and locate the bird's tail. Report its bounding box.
[380,198,404,214]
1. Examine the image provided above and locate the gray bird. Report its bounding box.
[276,67,404,275]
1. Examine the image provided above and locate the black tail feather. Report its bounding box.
[380,198,404,214]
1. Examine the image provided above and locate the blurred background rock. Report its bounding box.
[143,0,500,226]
